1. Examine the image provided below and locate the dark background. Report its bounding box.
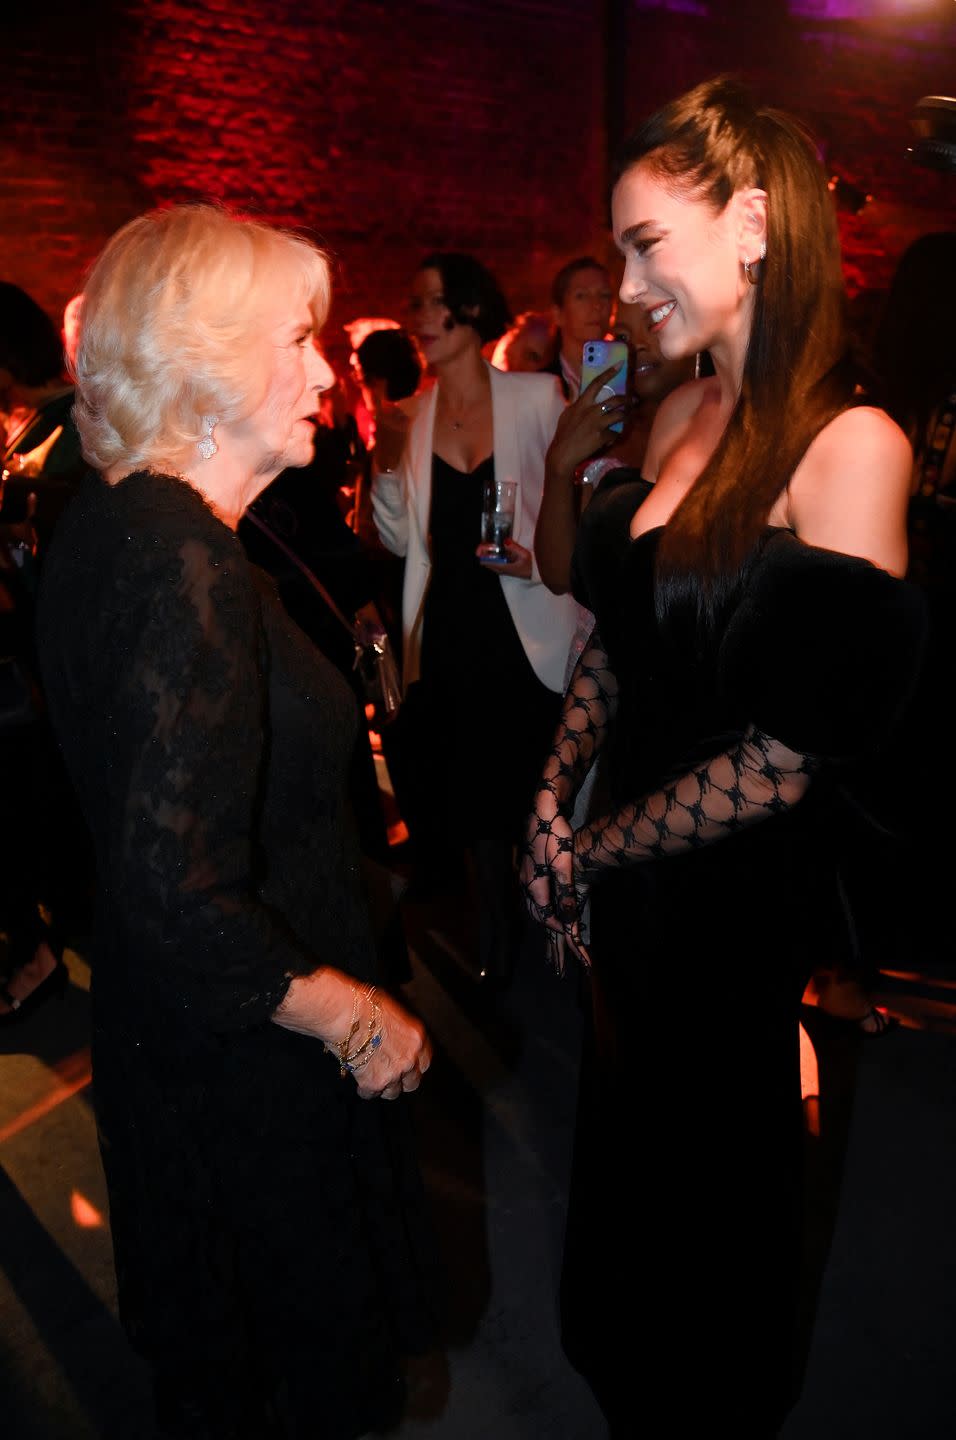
[3,0,955,370]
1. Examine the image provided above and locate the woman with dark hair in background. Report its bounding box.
[522,77,924,1433]
[372,252,579,983]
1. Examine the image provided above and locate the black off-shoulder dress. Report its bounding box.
[561,476,926,1435]
[36,471,437,1438]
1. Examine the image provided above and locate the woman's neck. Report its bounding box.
[706,297,754,412]
[434,347,489,413]
[104,451,270,531]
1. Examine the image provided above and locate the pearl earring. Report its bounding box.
[198,415,219,461]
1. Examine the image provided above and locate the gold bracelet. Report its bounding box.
[325,984,382,1078]
[344,997,383,1072]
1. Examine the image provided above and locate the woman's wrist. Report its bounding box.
[273,968,359,1043]
[323,981,383,1077]
[573,823,608,879]
[544,457,577,493]
[575,455,626,489]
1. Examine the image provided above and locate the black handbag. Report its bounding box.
[242,509,402,724]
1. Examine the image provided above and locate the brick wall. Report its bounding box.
[3,0,954,370]
[2,0,607,370]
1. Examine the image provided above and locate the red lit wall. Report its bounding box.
[3,0,954,369]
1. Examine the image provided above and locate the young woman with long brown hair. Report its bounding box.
[522,77,925,1434]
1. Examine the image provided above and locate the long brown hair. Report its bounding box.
[614,77,854,636]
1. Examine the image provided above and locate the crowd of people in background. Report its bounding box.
[0,73,953,1435]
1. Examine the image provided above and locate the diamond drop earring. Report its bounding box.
[198,415,219,461]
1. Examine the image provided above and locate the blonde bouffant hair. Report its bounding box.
[74,203,331,473]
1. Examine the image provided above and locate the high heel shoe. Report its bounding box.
[0,943,68,1025]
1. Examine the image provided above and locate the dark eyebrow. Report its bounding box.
[619,222,655,247]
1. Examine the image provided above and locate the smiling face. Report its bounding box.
[612,298,695,403]
[612,163,758,372]
[226,294,334,478]
[406,267,481,370]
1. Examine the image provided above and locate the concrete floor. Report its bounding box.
[2,887,955,1439]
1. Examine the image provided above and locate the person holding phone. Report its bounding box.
[521,77,924,1434]
[371,253,580,983]
[534,301,698,597]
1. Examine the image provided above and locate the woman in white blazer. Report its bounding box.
[371,253,580,982]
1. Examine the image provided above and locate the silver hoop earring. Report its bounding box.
[744,241,768,286]
[694,352,702,381]
[198,414,219,461]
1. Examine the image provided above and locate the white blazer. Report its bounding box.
[371,363,581,693]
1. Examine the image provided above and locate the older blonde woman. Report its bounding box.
[36,205,436,1440]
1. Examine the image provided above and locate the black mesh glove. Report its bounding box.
[574,726,818,877]
[521,631,619,967]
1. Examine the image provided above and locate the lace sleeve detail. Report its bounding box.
[574,726,817,878]
[112,526,309,1033]
[520,630,619,934]
[541,628,619,809]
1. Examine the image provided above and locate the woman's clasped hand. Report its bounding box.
[275,972,432,1099]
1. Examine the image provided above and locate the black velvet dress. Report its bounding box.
[562,477,926,1435]
[36,471,437,1438]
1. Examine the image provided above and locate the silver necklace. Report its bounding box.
[442,396,470,431]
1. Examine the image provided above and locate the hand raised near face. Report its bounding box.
[545,366,629,484]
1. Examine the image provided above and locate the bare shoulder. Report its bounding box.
[642,377,716,480]
[808,405,911,470]
[656,375,716,429]
[790,406,914,576]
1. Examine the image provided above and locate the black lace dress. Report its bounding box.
[36,471,437,1438]
[556,476,926,1435]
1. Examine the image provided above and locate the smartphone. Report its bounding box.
[580,339,629,433]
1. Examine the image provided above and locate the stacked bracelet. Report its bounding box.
[326,983,383,1078]
[573,455,626,488]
